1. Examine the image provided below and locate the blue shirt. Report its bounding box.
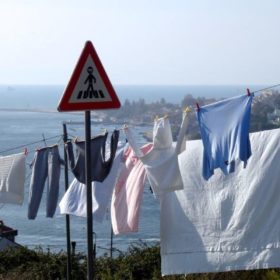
[197,94,253,180]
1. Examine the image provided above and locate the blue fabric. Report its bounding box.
[28,145,61,219]
[197,94,253,180]
[66,130,119,184]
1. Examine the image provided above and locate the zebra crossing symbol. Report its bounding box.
[58,41,121,111]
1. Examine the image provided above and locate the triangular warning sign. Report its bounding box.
[58,41,121,111]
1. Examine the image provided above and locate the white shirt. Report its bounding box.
[59,146,125,222]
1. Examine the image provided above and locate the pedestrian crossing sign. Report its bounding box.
[57,41,121,111]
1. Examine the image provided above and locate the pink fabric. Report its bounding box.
[111,143,153,235]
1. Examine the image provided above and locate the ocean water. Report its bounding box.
[0,84,267,256]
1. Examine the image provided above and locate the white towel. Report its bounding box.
[0,152,26,205]
[161,128,280,275]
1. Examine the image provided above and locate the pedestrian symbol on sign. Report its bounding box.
[84,66,96,96]
[77,66,105,99]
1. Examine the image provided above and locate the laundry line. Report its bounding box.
[0,134,63,155]
[1,83,280,155]
[251,83,280,94]
[0,124,131,160]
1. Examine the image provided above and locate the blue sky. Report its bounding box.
[0,0,279,85]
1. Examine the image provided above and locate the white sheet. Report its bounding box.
[161,128,280,275]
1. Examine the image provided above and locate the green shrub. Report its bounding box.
[0,243,279,280]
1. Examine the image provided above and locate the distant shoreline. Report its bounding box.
[0,108,58,113]
[0,84,271,106]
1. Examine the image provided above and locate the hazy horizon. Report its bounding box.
[0,84,275,110]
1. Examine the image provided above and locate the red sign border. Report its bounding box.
[58,41,121,111]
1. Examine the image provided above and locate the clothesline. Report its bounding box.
[251,83,280,94]
[194,83,280,111]
[144,83,280,117]
[1,83,280,156]
[0,129,125,157]
[0,134,63,155]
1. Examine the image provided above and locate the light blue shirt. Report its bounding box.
[197,94,253,180]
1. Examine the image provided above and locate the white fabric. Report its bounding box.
[161,128,280,275]
[59,146,125,222]
[0,152,26,205]
[126,113,189,196]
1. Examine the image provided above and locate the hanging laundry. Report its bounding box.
[125,112,189,197]
[161,128,280,276]
[0,152,26,205]
[66,130,119,184]
[59,144,125,222]
[197,94,253,180]
[28,145,62,219]
[111,143,153,235]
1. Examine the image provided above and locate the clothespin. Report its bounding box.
[24,148,28,156]
[184,106,192,114]
[196,103,200,111]
[247,88,251,96]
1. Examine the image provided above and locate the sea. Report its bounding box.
[0,84,266,256]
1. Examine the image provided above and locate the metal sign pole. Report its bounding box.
[57,41,121,278]
[85,110,94,279]
[110,225,113,259]
[63,123,72,280]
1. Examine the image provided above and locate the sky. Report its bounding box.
[0,0,279,86]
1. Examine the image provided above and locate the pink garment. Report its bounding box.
[111,143,153,235]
